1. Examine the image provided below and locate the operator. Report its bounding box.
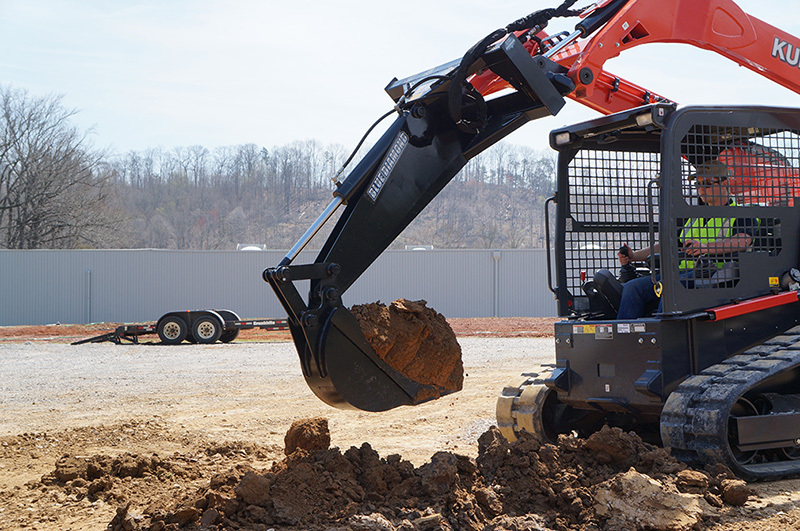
[615,160,755,319]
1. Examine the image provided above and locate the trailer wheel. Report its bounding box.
[219,329,240,343]
[192,316,222,344]
[158,316,188,345]
[216,310,241,343]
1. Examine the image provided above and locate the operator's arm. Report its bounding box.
[683,218,755,257]
[619,243,659,265]
[683,232,753,257]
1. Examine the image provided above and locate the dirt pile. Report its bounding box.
[45,453,182,503]
[283,417,331,455]
[351,299,463,402]
[19,449,215,530]
[105,421,750,531]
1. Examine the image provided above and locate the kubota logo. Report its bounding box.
[772,37,800,67]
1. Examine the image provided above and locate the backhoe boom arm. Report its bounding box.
[266,0,800,412]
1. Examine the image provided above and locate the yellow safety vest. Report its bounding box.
[678,211,738,271]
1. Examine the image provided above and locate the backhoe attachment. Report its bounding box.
[265,34,574,411]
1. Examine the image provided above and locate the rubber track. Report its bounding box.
[661,325,800,481]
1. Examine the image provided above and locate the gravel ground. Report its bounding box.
[0,337,554,438]
[3,337,800,531]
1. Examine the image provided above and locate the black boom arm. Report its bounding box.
[264,35,574,411]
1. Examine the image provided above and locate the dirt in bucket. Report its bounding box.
[351,299,464,402]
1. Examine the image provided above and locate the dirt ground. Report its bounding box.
[2,317,800,531]
[0,316,558,343]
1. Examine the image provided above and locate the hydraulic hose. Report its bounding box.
[447,0,584,132]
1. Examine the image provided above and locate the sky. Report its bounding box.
[2,0,800,157]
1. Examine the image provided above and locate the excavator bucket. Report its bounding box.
[307,302,454,411]
[265,34,571,411]
[312,306,423,410]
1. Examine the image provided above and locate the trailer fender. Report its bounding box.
[216,309,242,343]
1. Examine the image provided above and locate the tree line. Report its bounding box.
[0,85,557,251]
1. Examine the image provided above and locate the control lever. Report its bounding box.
[618,244,638,283]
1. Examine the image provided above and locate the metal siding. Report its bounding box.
[0,249,556,325]
[497,250,557,317]
[347,250,495,318]
[0,251,87,325]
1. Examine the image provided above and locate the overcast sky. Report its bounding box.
[2,0,800,156]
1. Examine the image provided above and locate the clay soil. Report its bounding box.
[2,318,800,531]
[0,316,558,344]
[352,299,464,401]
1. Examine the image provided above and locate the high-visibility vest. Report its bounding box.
[678,208,738,271]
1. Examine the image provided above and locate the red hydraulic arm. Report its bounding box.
[470,27,673,114]
[471,0,800,115]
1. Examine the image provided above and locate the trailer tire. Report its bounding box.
[219,329,240,343]
[216,310,241,343]
[157,316,188,345]
[192,316,222,344]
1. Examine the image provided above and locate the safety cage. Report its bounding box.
[549,104,800,318]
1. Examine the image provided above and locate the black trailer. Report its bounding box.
[71,309,288,345]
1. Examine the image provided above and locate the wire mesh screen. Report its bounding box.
[565,149,660,300]
[680,126,800,206]
[673,126,800,291]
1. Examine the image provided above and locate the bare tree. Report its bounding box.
[188,145,209,187]
[485,142,510,185]
[0,85,122,249]
[32,120,558,251]
[235,143,262,192]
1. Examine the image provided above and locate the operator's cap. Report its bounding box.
[690,160,731,184]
